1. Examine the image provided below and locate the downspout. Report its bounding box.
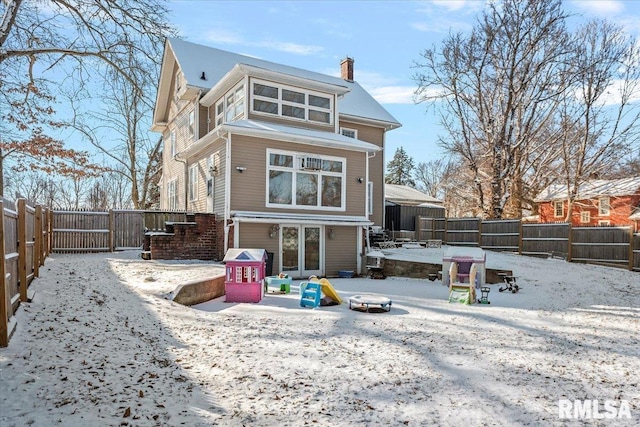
[216,129,232,252]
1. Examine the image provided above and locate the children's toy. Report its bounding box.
[264,273,292,294]
[223,248,267,303]
[442,247,486,288]
[499,275,519,293]
[349,294,392,313]
[447,261,477,304]
[477,286,491,304]
[300,276,343,308]
[299,281,322,308]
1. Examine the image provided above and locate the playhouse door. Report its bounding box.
[281,225,322,278]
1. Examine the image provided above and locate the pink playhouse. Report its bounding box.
[223,248,267,303]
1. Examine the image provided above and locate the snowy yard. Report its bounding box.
[0,247,639,426]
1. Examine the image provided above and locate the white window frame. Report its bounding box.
[580,211,590,223]
[167,179,178,211]
[212,82,245,130]
[169,130,176,158]
[188,109,195,140]
[251,78,333,125]
[598,220,610,226]
[188,165,198,202]
[553,201,564,218]
[175,71,183,94]
[598,197,610,216]
[340,127,358,139]
[266,149,346,211]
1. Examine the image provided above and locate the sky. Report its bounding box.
[165,0,640,166]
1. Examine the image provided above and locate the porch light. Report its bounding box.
[328,228,335,239]
[269,224,280,238]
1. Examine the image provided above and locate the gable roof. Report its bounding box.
[534,177,640,202]
[385,184,443,206]
[154,38,401,129]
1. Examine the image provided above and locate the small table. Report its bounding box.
[349,294,392,313]
[427,239,442,248]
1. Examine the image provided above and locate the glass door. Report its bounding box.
[280,225,322,278]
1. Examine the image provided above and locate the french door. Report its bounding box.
[280,225,322,279]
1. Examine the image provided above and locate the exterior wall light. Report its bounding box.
[328,228,336,239]
[269,224,280,238]
[235,166,247,173]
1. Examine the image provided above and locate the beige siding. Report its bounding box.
[324,226,358,276]
[339,120,386,226]
[228,134,368,217]
[246,110,335,133]
[237,222,280,273]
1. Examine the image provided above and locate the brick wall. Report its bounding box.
[539,195,640,226]
[147,214,225,261]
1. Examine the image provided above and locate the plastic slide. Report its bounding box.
[319,278,343,304]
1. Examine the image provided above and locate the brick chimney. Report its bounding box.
[341,57,354,82]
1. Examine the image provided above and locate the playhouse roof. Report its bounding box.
[223,248,267,262]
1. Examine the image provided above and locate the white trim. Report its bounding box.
[188,164,198,202]
[340,127,358,139]
[598,196,610,216]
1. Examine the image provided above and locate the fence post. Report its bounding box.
[629,226,634,272]
[17,199,28,302]
[47,208,53,256]
[109,209,115,251]
[477,217,482,247]
[0,200,9,347]
[567,222,573,263]
[34,205,42,277]
[518,220,523,255]
[443,218,448,245]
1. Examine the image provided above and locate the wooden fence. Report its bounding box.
[415,217,640,271]
[51,210,186,253]
[1,198,50,347]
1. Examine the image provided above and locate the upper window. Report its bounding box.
[188,110,195,139]
[267,149,345,210]
[580,211,590,223]
[175,71,183,94]
[213,83,245,129]
[251,79,333,125]
[340,127,357,139]
[598,197,610,216]
[188,165,198,202]
[553,201,564,218]
[169,130,176,157]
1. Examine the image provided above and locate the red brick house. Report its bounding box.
[534,177,640,231]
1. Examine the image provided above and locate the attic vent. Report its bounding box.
[300,156,322,171]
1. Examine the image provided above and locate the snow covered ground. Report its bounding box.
[0,247,639,426]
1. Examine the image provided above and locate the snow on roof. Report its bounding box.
[167,38,401,128]
[534,176,640,202]
[222,248,267,262]
[221,119,381,153]
[385,184,443,205]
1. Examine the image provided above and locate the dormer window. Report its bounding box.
[175,71,183,93]
[251,79,333,125]
[340,127,357,139]
[213,83,245,129]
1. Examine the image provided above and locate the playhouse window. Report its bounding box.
[267,149,345,210]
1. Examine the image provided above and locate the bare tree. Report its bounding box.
[556,20,640,221]
[0,0,172,196]
[414,0,572,218]
[414,158,452,200]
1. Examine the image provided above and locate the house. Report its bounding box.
[534,177,640,230]
[384,184,445,232]
[151,38,401,278]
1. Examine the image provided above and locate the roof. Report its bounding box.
[157,38,401,129]
[222,248,267,262]
[534,177,640,202]
[385,184,443,206]
[630,207,640,221]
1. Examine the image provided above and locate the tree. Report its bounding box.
[414,158,452,200]
[0,0,172,196]
[385,147,415,186]
[414,0,573,218]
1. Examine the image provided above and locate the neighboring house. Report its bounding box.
[384,184,445,232]
[534,177,640,230]
[152,38,401,278]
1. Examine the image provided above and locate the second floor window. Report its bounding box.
[170,130,176,157]
[252,79,333,125]
[598,197,610,216]
[553,201,564,218]
[267,150,344,210]
[580,211,590,223]
[341,127,357,139]
[188,110,195,139]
